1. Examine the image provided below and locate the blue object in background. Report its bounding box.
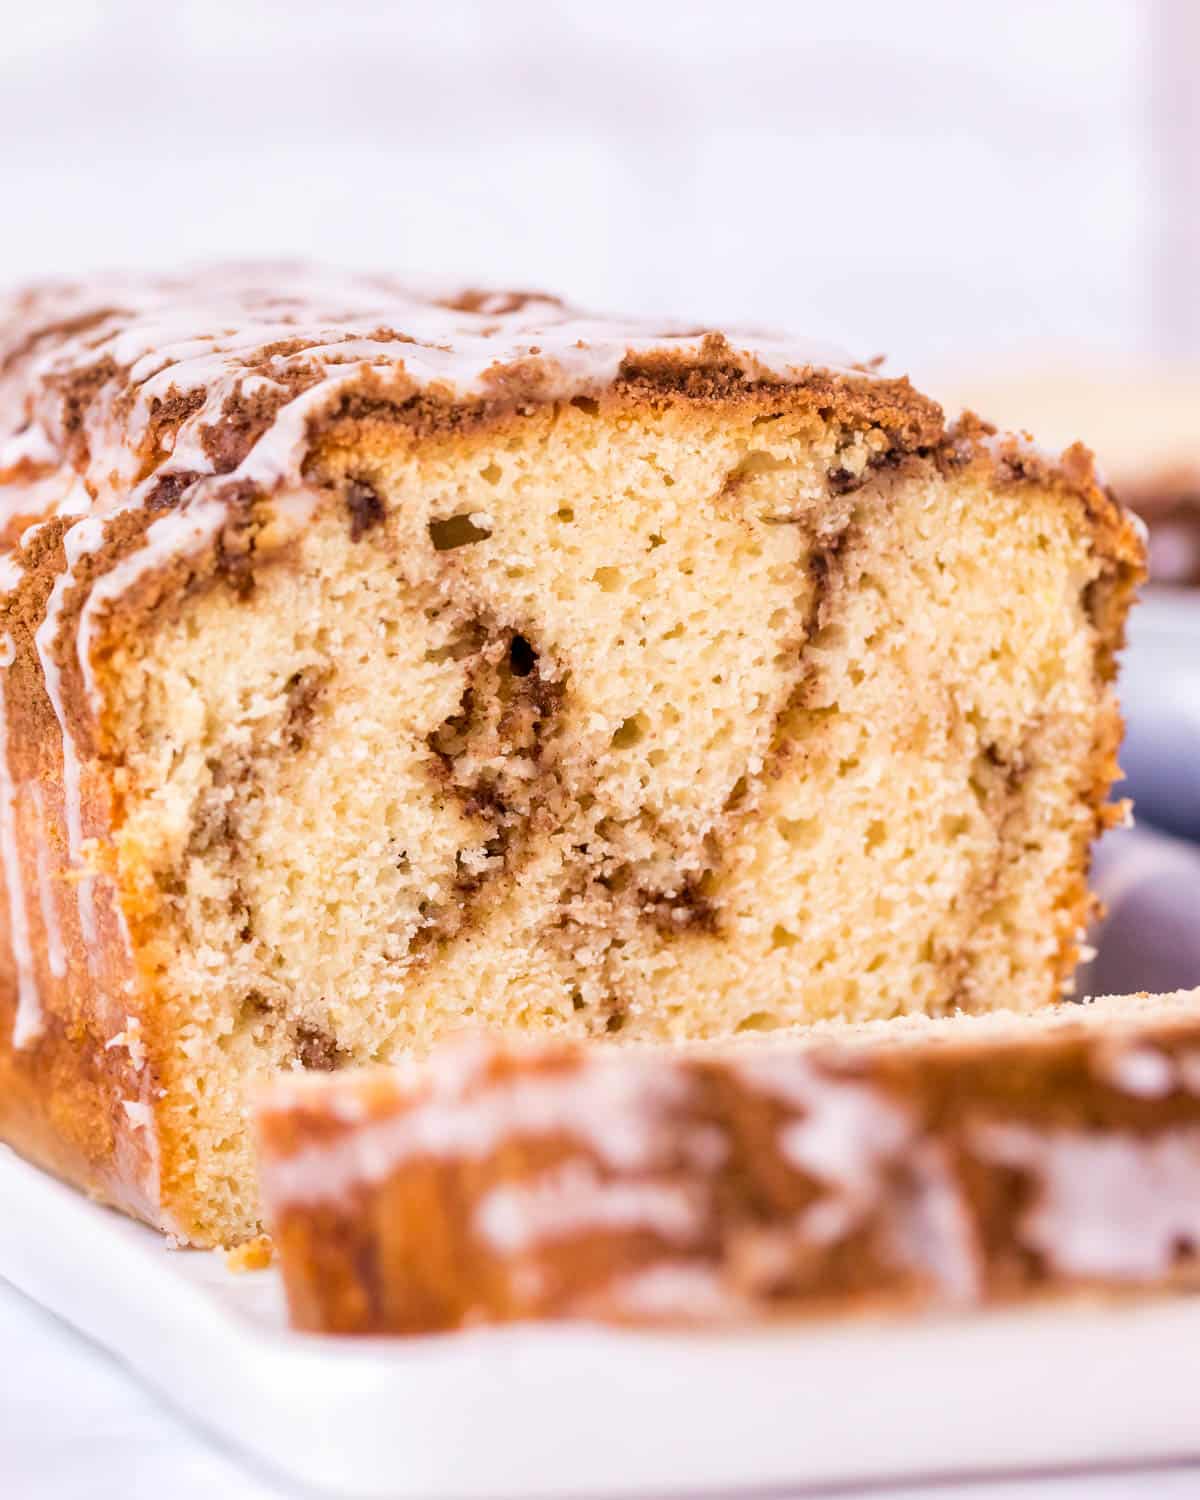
[1071,588,1200,996]
[1082,823,1200,997]
[1118,590,1200,843]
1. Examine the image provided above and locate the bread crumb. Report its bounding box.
[224,1234,274,1272]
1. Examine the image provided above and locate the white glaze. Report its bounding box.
[75,499,227,705]
[972,1121,1200,1281]
[0,632,40,1045]
[18,487,229,995]
[33,516,108,959]
[476,1161,703,1254]
[734,1053,914,1242]
[262,1053,694,1206]
[0,468,82,533]
[1098,1045,1177,1099]
[888,1142,982,1304]
[0,419,56,469]
[601,1262,748,1322]
[121,1099,154,1131]
[0,554,23,594]
[0,266,869,515]
[105,1015,147,1070]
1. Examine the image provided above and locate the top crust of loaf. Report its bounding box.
[0,266,1138,557]
[0,267,934,506]
[0,267,1144,768]
[0,275,1145,820]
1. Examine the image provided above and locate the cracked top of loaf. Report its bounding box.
[0,265,946,526]
[0,264,1145,804]
[0,266,1144,576]
[0,265,1145,622]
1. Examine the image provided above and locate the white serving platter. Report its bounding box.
[3,1143,1200,1500]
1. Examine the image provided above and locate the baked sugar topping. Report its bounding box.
[0,265,876,515]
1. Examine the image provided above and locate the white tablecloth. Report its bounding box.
[3,1276,1199,1500]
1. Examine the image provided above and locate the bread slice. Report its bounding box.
[0,269,1141,1245]
[257,991,1200,1333]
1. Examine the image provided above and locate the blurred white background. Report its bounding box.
[4,0,1192,382]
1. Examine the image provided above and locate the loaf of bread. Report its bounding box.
[0,269,1141,1245]
[257,991,1200,1333]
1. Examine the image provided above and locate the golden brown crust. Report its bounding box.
[258,995,1200,1334]
[0,546,166,1223]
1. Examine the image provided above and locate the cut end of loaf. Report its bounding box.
[104,396,1136,1243]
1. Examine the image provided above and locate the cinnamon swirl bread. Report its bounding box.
[258,990,1200,1333]
[0,268,1142,1245]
